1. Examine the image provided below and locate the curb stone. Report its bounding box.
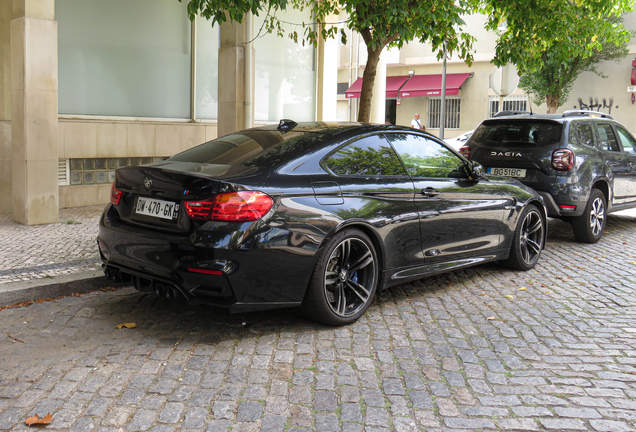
[0,270,124,306]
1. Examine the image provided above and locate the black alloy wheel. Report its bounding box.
[502,204,545,270]
[572,189,606,243]
[302,229,379,325]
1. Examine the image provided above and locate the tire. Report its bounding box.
[572,189,606,243]
[501,204,545,271]
[301,229,379,326]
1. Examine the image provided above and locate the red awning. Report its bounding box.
[399,73,472,98]
[345,75,410,99]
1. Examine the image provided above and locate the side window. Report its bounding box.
[616,126,636,155]
[569,122,595,147]
[385,133,467,178]
[597,123,620,152]
[324,134,407,176]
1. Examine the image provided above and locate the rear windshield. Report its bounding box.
[168,130,330,169]
[472,120,563,148]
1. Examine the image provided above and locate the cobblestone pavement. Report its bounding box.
[1,212,636,431]
[0,206,103,285]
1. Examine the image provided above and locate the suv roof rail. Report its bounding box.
[562,110,613,119]
[493,110,533,117]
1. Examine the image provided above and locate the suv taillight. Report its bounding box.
[459,145,470,159]
[111,182,123,205]
[552,149,574,171]
[184,191,273,221]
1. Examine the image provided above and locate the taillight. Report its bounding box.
[110,182,123,205]
[552,149,574,171]
[459,145,471,159]
[184,191,273,222]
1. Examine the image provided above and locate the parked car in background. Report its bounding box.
[461,110,636,243]
[99,121,546,325]
[444,130,474,150]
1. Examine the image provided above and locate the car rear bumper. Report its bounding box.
[97,205,318,312]
[538,191,586,218]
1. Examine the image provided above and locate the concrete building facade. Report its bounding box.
[1,1,635,224]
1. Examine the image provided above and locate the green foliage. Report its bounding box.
[518,15,633,111]
[481,0,633,74]
[182,0,476,59]
[181,0,633,120]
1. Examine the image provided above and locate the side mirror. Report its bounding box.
[470,161,486,180]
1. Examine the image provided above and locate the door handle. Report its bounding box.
[421,187,439,197]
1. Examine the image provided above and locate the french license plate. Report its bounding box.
[487,167,526,178]
[135,197,179,220]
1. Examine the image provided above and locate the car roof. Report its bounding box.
[488,110,614,123]
[250,121,423,135]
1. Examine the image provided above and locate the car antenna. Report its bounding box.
[277,119,298,134]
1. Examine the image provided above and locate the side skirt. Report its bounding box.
[381,250,509,289]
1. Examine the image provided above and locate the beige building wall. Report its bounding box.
[561,51,636,133]
[57,120,217,208]
[0,0,12,214]
[11,0,60,225]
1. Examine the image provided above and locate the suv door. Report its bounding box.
[385,132,506,263]
[614,124,636,201]
[596,122,631,204]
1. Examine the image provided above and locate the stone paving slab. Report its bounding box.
[1,209,636,431]
[0,206,113,306]
[0,206,104,286]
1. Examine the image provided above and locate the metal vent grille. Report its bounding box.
[58,159,70,186]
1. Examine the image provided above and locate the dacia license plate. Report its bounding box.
[135,197,179,220]
[487,167,526,178]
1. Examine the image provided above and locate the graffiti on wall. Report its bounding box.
[575,97,617,114]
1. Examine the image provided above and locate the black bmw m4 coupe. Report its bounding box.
[98,121,547,325]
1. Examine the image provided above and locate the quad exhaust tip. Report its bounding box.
[154,282,180,301]
[104,266,183,301]
[104,267,122,283]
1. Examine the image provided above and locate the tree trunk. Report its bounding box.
[357,46,384,123]
[546,94,560,114]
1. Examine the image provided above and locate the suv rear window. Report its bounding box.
[472,120,563,148]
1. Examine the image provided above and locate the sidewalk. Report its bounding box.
[0,205,114,306]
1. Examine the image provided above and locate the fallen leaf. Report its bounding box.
[479,293,486,296]
[504,295,514,299]
[115,323,137,329]
[630,261,636,264]
[518,287,527,291]
[545,290,550,293]
[25,413,52,426]
[7,333,25,343]
[486,316,496,320]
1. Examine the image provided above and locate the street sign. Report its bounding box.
[627,86,636,93]
[490,65,519,97]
